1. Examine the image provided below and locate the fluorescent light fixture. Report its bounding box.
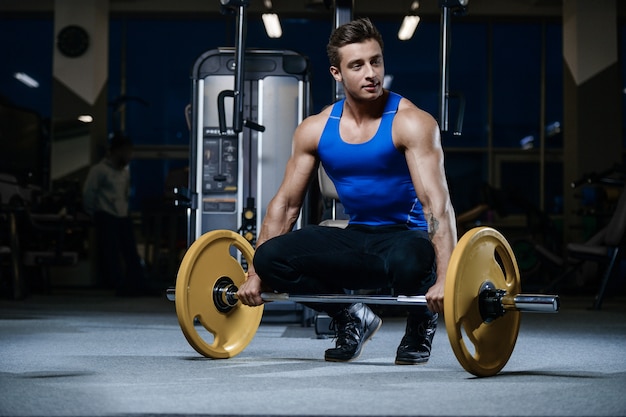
[441,0,468,6]
[398,15,420,41]
[78,114,93,123]
[520,135,534,150]
[545,121,561,137]
[262,13,282,38]
[14,72,39,88]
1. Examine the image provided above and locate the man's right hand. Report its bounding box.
[236,271,265,306]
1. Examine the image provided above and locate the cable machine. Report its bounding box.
[178,1,311,251]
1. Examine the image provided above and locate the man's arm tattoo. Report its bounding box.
[427,212,439,240]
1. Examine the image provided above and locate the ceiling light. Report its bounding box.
[262,13,282,38]
[440,0,468,6]
[220,0,249,6]
[398,15,420,41]
[14,72,39,88]
[78,115,93,123]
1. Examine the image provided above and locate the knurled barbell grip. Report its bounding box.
[260,292,559,313]
[218,286,427,306]
[260,292,428,306]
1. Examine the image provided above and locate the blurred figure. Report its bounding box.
[83,132,146,296]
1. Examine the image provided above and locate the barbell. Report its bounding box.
[168,226,559,377]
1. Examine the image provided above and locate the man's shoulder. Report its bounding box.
[395,98,437,127]
[87,159,106,174]
[392,98,440,149]
[296,106,334,139]
[89,158,126,178]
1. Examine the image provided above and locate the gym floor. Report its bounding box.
[0,292,625,417]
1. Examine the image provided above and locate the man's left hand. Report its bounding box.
[425,280,445,314]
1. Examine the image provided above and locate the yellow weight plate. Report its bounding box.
[444,227,521,377]
[175,230,263,358]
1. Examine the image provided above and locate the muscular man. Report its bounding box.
[238,18,457,364]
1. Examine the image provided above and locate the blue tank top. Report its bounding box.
[317,92,427,230]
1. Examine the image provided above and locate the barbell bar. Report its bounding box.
[167,285,559,315]
[170,227,560,377]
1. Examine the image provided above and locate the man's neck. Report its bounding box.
[343,90,387,125]
[105,155,125,170]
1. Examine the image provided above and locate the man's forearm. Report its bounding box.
[255,200,300,247]
[428,209,457,284]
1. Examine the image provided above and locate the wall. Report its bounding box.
[1,13,624,241]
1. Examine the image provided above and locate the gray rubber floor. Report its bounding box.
[0,292,625,417]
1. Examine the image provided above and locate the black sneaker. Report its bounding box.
[324,303,382,362]
[395,312,438,365]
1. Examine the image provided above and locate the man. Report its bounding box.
[238,18,457,364]
[83,132,146,296]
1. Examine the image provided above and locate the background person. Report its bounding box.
[83,132,146,296]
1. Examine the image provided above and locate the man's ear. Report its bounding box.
[329,66,342,83]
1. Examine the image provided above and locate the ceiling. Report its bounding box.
[0,0,577,20]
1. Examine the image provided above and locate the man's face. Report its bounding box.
[112,145,133,168]
[330,38,385,101]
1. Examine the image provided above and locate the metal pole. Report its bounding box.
[539,21,547,211]
[262,292,559,313]
[166,289,559,313]
[262,293,428,306]
[439,6,451,132]
[510,294,560,313]
[233,4,247,133]
[332,0,353,101]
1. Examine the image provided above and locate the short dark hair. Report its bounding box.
[109,131,132,151]
[326,17,384,68]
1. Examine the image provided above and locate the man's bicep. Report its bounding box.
[407,141,449,208]
[276,149,318,206]
[279,120,321,202]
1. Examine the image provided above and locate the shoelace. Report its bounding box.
[400,320,435,348]
[329,318,360,346]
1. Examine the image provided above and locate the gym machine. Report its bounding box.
[175,0,311,321]
[185,48,310,244]
[180,1,311,248]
